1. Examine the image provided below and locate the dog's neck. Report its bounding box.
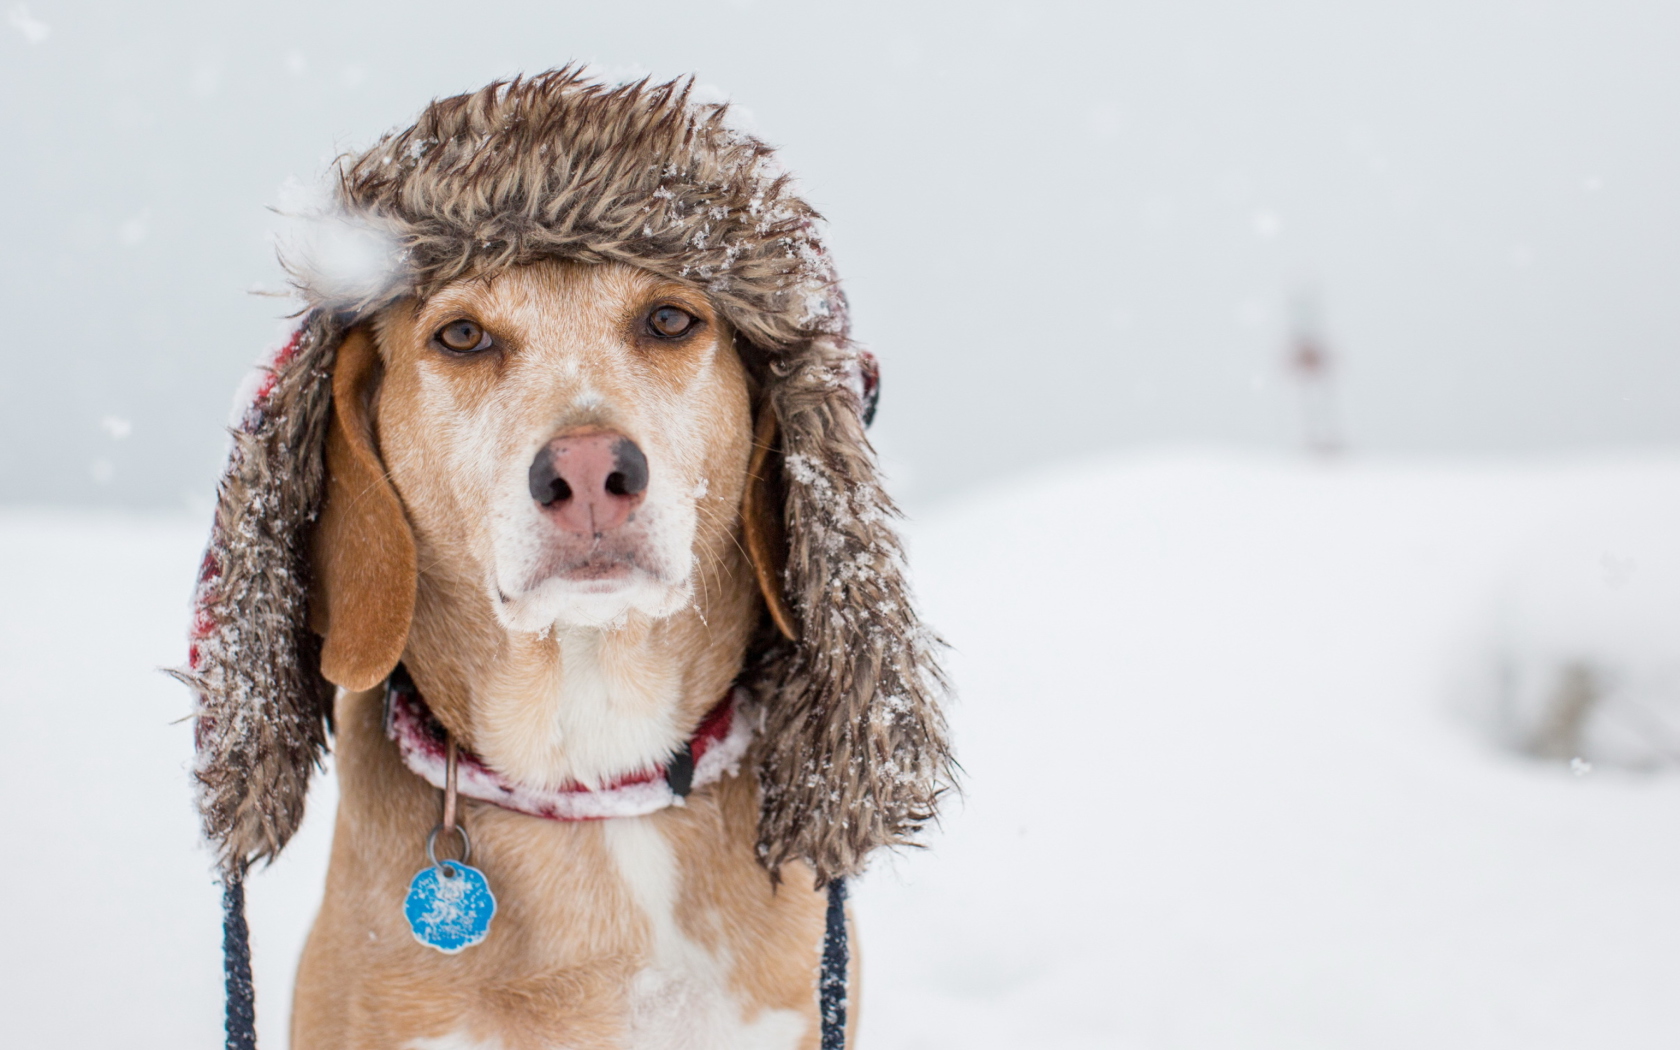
[402,546,759,792]
[473,620,707,790]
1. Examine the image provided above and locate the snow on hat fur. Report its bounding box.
[180,67,951,885]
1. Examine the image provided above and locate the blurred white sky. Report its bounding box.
[4,0,1680,507]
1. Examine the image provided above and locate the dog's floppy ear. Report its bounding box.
[311,326,417,690]
[747,339,954,887]
[741,403,797,641]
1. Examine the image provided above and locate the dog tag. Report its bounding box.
[405,861,496,954]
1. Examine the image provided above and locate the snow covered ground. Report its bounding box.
[4,452,1680,1048]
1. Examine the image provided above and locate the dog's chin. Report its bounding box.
[496,565,691,631]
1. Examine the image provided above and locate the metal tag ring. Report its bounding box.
[426,823,473,872]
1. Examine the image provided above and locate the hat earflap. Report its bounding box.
[742,339,954,887]
[181,312,341,871]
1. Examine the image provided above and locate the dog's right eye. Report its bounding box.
[646,306,700,340]
[435,320,492,353]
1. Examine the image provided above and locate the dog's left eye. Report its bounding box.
[646,306,700,340]
[435,320,493,353]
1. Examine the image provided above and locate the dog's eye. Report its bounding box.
[646,306,700,340]
[436,320,492,353]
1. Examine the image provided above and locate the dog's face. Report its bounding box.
[371,260,754,633]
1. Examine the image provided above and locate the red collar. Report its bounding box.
[384,672,751,821]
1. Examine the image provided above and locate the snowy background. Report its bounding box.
[5,1,1680,1046]
[8,457,1680,1047]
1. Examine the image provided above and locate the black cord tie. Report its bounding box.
[820,877,849,1050]
[664,739,696,798]
[221,866,258,1050]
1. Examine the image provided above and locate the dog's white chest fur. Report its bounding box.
[474,626,686,790]
[603,820,806,1049]
[407,817,805,1050]
[449,633,806,1048]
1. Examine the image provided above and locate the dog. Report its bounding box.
[182,70,951,1050]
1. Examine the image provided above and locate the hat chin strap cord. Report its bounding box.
[220,866,256,1050]
[819,878,850,1050]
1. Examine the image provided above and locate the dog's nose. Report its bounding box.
[528,431,649,534]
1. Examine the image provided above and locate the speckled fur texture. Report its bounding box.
[182,67,952,886]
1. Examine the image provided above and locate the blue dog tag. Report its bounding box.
[405,861,496,954]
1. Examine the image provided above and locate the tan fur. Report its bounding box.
[294,260,844,1048]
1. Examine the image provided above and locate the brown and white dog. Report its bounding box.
[182,71,951,1049]
[298,261,828,1047]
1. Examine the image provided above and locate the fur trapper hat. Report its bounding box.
[180,68,951,886]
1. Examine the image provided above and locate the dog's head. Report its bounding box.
[315,262,770,676]
[185,69,947,886]
[381,263,749,633]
